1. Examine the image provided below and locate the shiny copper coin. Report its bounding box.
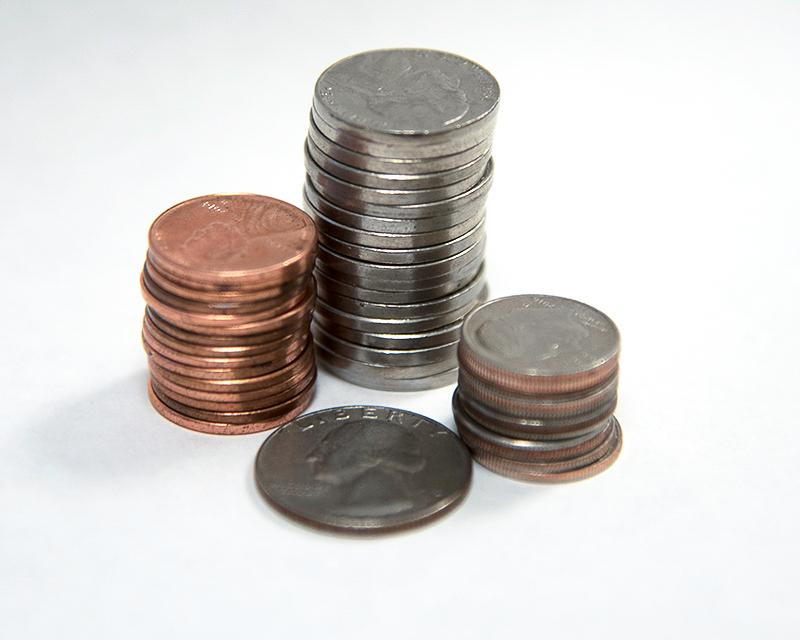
[142,312,303,359]
[148,343,315,393]
[457,367,619,419]
[147,194,317,288]
[146,307,310,348]
[145,254,311,303]
[142,323,309,370]
[149,356,315,403]
[151,367,316,412]
[152,376,316,425]
[468,420,622,483]
[147,379,314,435]
[453,390,614,463]
[457,390,618,440]
[142,263,311,317]
[141,271,315,329]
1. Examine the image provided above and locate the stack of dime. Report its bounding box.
[453,295,623,482]
[140,194,318,435]
[302,48,499,390]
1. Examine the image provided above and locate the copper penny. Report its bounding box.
[148,194,317,288]
[147,380,314,435]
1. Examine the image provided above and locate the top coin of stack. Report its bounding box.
[453,295,623,482]
[303,49,499,391]
[140,194,318,435]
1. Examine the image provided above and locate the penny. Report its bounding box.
[148,379,313,435]
[148,194,317,288]
[459,295,621,395]
[255,405,472,532]
[468,420,622,483]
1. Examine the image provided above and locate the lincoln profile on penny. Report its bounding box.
[305,420,428,515]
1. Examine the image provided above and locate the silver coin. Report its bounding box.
[313,49,499,152]
[308,203,485,249]
[304,158,492,219]
[306,136,491,190]
[461,295,621,380]
[314,258,485,303]
[255,405,472,532]
[457,389,618,441]
[312,323,459,367]
[318,217,485,265]
[304,186,486,232]
[453,391,614,456]
[317,267,486,318]
[312,316,464,349]
[305,148,486,207]
[307,113,493,174]
[315,343,459,390]
[316,294,481,334]
[317,235,485,281]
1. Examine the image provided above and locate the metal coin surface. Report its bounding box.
[255,405,472,533]
[305,150,485,206]
[312,49,499,146]
[316,344,458,391]
[307,113,493,174]
[309,204,485,249]
[304,160,492,219]
[312,317,464,350]
[318,217,485,265]
[306,136,490,190]
[148,194,317,287]
[467,419,622,483]
[460,295,620,394]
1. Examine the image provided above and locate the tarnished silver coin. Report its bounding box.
[255,405,472,533]
[315,344,459,391]
[305,137,490,190]
[312,316,464,350]
[317,267,486,318]
[312,49,499,152]
[312,323,459,367]
[307,113,493,175]
[460,295,621,394]
[305,148,486,206]
[318,218,484,265]
[308,203,486,249]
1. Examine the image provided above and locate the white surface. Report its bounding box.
[2,1,798,637]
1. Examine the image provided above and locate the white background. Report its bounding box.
[2,1,798,637]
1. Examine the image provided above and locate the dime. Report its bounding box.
[459,295,620,395]
[255,405,472,532]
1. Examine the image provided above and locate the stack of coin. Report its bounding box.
[302,48,499,390]
[140,194,318,435]
[453,295,623,482]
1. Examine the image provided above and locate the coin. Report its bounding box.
[312,317,464,350]
[255,405,472,532]
[459,295,620,395]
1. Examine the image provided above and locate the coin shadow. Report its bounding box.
[20,369,225,480]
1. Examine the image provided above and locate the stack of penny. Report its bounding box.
[453,295,623,482]
[302,48,498,390]
[140,194,318,435]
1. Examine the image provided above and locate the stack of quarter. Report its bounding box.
[454,295,623,482]
[303,48,498,390]
[140,194,318,435]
